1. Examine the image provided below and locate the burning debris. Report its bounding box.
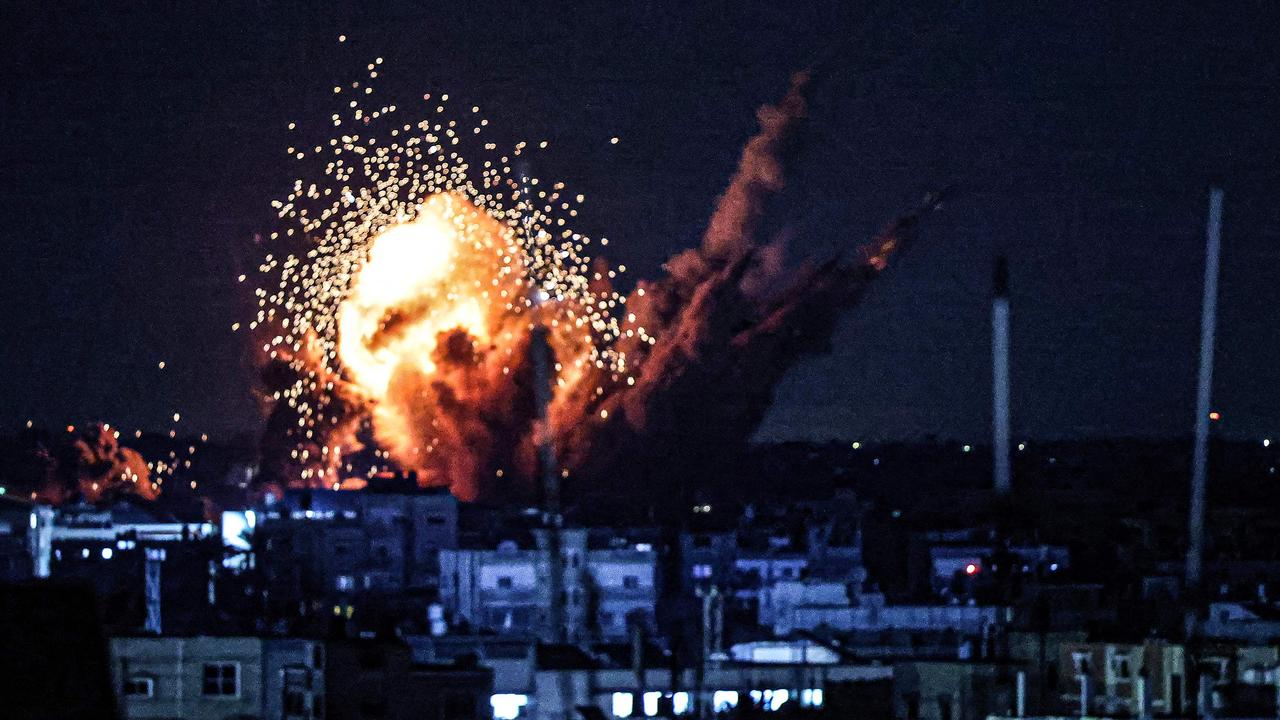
[255,69,940,502]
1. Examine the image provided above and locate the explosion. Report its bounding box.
[255,65,940,503]
[2,423,156,504]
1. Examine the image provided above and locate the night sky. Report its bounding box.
[2,2,1277,445]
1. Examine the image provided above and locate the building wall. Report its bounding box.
[1058,640,1186,717]
[440,538,656,640]
[263,638,325,720]
[111,636,265,720]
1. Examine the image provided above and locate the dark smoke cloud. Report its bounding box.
[1,423,156,503]
[553,71,944,500]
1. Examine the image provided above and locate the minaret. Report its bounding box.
[992,256,1012,496]
[1187,188,1224,591]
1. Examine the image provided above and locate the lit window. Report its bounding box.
[768,689,790,711]
[800,689,824,708]
[122,676,154,698]
[643,692,661,716]
[202,662,239,697]
[691,564,712,579]
[490,694,528,720]
[672,692,689,714]
[612,692,634,718]
[712,691,738,712]
[336,575,355,592]
[101,547,113,560]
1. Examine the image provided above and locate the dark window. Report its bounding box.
[122,676,154,698]
[623,575,640,589]
[202,662,239,696]
[497,576,514,589]
[284,689,308,715]
[358,650,385,669]
[444,692,474,719]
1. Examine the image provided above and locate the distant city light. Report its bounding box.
[1017,442,1026,451]
[1264,438,1272,448]
[964,563,979,575]
[1209,411,1221,421]
[101,547,113,560]
[851,441,861,450]
[962,445,972,453]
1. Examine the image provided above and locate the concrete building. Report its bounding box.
[255,488,458,596]
[324,638,493,720]
[1057,639,1188,717]
[891,659,1018,720]
[412,634,887,720]
[439,528,657,641]
[0,495,39,581]
[111,636,271,720]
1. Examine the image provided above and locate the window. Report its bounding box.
[122,676,154,698]
[202,662,239,697]
[691,564,712,579]
[490,694,528,720]
[336,575,355,592]
[613,691,634,718]
[284,689,308,716]
[1111,653,1132,679]
[623,575,640,590]
[497,576,514,589]
[1072,652,1091,675]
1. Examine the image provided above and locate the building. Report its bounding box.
[439,528,657,641]
[110,636,274,720]
[324,638,493,720]
[0,495,39,581]
[412,633,887,720]
[1057,639,1188,717]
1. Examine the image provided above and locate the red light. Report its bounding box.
[1209,411,1221,421]
[965,563,979,575]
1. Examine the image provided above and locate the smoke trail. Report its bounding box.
[554,72,943,497]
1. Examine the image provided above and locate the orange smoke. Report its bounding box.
[333,192,597,500]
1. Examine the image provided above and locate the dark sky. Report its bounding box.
[2,2,1277,445]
